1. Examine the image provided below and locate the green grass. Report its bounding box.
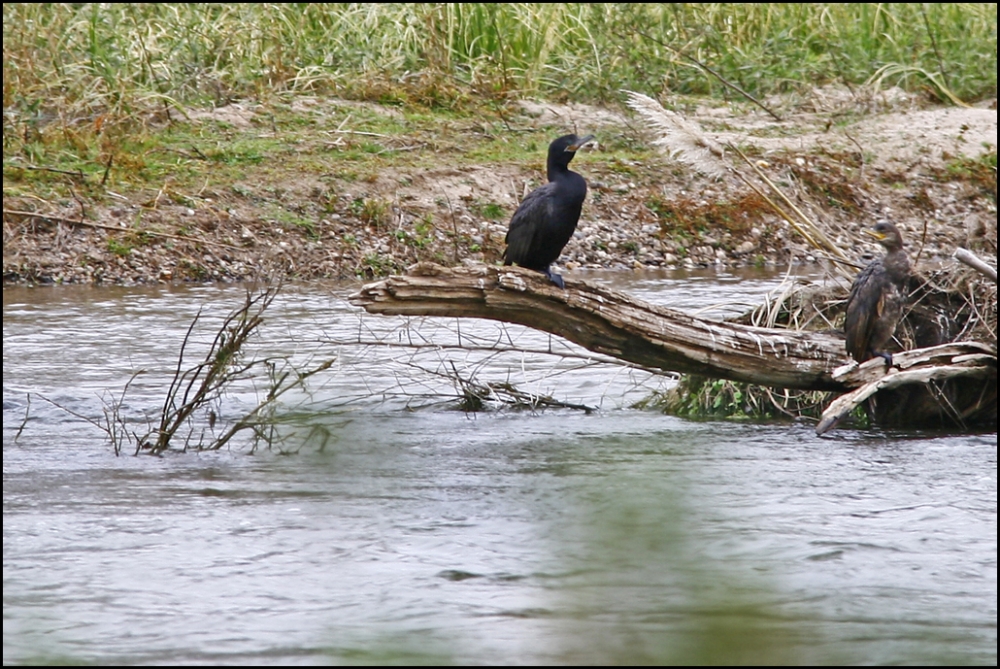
[943,146,998,199]
[3,4,995,219]
[473,201,506,220]
[106,237,132,257]
[4,4,995,117]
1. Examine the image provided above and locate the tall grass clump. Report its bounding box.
[3,4,995,145]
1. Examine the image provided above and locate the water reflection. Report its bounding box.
[3,272,996,664]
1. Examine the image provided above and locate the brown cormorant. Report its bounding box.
[503,133,595,288]
[844,221,910,365]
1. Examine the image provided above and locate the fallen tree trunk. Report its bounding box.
[350,263,996,429]
[351,263,848,391]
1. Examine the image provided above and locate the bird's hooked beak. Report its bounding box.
[862,227,887,242]
[566,134,596,152]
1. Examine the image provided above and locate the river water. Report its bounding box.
[3,269,996,665]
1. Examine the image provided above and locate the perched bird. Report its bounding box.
[844,221,910,365]
[503,133,595,288]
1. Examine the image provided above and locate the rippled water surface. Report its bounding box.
[4,269,996,665]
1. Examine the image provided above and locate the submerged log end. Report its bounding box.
[817,343,998,435]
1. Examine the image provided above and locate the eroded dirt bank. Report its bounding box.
[3,89,996,286]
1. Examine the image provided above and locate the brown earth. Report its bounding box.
[3,87,996,286]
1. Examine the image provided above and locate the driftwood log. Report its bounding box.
[954,247,998,283]
[350,263,997,431]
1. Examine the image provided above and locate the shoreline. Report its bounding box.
[4,95,996,288]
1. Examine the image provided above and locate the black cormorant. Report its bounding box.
[844,221,910,365]
[503,133,595,288]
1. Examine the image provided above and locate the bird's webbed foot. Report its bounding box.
[544,268,565,289]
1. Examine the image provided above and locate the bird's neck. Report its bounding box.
[547,163,574,182]
[884,248,909,283]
